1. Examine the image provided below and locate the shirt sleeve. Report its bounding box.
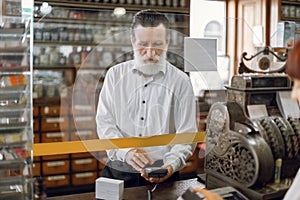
[163,79,198,172]
[96,68,132,162]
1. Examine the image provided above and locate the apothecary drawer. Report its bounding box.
[72,172,97,186]
[33,118,39,132]
[44,175,70,188]
[33,162,41,176]
[41,105,68,116]
[42,160,70,175]
[72,158,97,172]
[41,131,69,143]
[70,130,97,141]
[33,106,39,117]
[70,116,96,130]
[72,105,96,116]
[41,117,69,131]
[42,154,69,161]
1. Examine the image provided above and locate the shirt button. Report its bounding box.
[144,84,148,87]
[142,100,146,104]
[141,117,144,120]
[139,134,142,137]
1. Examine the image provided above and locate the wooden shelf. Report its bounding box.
[34,17,189,29]
[281,0,300,5]
[34,0,190,14]
[281,17,300,22]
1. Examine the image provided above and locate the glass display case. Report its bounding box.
[0,15,33,199]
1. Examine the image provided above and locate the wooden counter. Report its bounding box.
[48,178,205,200]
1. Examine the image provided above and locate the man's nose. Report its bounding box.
[146,47,156,58]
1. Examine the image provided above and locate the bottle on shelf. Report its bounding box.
[39,47,49,65]
[34,28,43,41]
[59,27,68,42]
[81,46,89,64]
[59,53,67,65]
[69,47,81,66]
[48,46,60,65]
[51,28,59,42]
[42,28,51,41]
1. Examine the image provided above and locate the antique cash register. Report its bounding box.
[205,47,300,199]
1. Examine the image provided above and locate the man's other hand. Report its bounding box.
[141,165,173,183]
[125,149,154,171]
[194,188,224,200]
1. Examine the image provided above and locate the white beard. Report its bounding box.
[134,49,167,76]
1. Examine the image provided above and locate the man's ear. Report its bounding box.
[166,33,171,45]
[131,34,135,46]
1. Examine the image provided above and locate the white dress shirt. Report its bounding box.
[96,60,198,172]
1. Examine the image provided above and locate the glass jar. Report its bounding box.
[296,7,300,18]
[85,29,93,42]
[69,47,81,65]
[59,28,68,42]
[39,48,49,65]
[42,29,51,41]
[48,47,60,65]
[51,29,59,41]
[34,28,43,41]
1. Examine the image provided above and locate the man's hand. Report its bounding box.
[125,149,154,171]
[141,165,173,183]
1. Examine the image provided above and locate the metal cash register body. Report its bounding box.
[205,47,300,199]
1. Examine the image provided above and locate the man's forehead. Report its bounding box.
[133,24,166,36]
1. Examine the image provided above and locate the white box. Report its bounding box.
[184,37,217,72]
[95,177,124,200]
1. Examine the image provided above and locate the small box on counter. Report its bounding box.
[95,177,124,200]
[276,21,296,48]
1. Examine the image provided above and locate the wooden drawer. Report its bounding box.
[33,162,41,176]
[41,105,68,116]
[72,172,97,186]
[70,116,96,130]
[70,130,97,141]
[45,175,70,188]
[41,131,69,143]
[41,117,69,132]
[71,152,93,159]
[33,118,39,132]
[33,106,39,117]
[72,158,97,172]
[42,154,69,161]
[33,156,40,162]
[72,105,96,116]
[33,133,40,143]
[42,160,70,175]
